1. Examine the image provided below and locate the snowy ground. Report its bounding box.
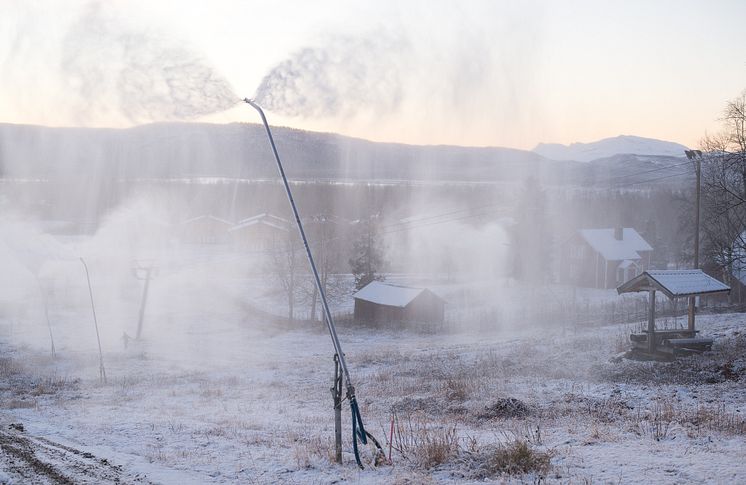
[1,298,745,483]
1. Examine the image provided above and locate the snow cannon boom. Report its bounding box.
[241,97,382,468]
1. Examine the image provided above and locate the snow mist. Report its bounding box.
[61,2,238,124]
[254,32,407,118]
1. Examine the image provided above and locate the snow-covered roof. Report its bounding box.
[230,214,289,232]
[303,214,343,225]
[182,215,233,226]
[353,281,443,308]
[579,228,652,261]
[617,270,730,299]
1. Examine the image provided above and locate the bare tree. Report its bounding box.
[304,216,344,322]
[697,90,746,293]
[268,230,301,321]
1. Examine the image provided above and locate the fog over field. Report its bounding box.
[1,1,745,484]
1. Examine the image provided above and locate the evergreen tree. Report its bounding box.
[510,177,552,283]
[349,215,385,290]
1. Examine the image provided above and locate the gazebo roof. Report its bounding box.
[617,270,730,299]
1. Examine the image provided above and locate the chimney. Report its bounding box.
[614,226,623,241]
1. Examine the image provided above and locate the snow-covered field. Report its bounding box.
[1,295,745,483]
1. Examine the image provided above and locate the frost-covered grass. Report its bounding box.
[1,307,746,483]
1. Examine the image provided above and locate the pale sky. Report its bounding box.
[1,0,744,149]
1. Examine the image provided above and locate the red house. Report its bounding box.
[561,227,653,289]
[353,281,445,324]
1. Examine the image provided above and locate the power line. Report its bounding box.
[597,159,693,184]
[610,170,694,189]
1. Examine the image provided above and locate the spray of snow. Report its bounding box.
[61,2,238,124]
[254,31,408,118]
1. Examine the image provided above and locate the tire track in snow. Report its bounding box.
[0,424,151,484]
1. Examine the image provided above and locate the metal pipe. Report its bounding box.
[242,98,354,393]
[135,266,152,340]
[81,257,107,384]
[648,289,656,354]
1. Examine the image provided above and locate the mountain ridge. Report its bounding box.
[0,123,690,186]
[533,134,689,162]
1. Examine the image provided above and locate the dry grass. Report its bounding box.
[631,397,746,440]
[2,398,37,409]
[392,412,459,469]
[291,435,335,469]
[686,403,746,436]
[633,400,675,441]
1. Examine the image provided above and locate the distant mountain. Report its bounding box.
[0,122,578,184]
[533,135,689,162]
[0,123,692,190]
[567,153,693,188]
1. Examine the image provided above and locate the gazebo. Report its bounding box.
[617,270,730,355]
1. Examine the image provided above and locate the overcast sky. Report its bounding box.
[1,0,744,149]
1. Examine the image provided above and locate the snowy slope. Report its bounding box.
[534,135,689,162]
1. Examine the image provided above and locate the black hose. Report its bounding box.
[350,396,384,469]
[350,396,367,469]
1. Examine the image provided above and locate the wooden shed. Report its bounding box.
[353,281,445,324]
[617,270,730,356]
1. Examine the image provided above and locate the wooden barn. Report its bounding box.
[229,213,290,250]
[353,281,445,324]
[560,227,653,289]
[179,215,233,244]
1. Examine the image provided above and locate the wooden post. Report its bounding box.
[648,289,656,354]
[595,253,599,288]
[603,259,608,289]
[687,296,695,333]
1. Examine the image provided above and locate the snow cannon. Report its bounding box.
[242,97,383,469]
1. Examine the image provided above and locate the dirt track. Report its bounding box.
[0,424,150,484]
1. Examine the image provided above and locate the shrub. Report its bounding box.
[485,439,552,477]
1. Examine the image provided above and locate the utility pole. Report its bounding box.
[132,260,157,340]
[685,150,703,333]
[81,258,106,384]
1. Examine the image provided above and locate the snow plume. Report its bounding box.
[60,2,237,124]
[254,31,408,118]
[251,5,542,147]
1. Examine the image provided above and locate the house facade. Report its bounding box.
[560,227,653,289]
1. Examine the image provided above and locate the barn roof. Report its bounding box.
[617,270,730,299]
[182,215,233,226]
[353,281,443,308]
[579,228,652,261]
[230,213,289,232]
